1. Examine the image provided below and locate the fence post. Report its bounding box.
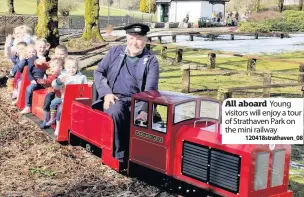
[207,53,216,69]
[69,16,73,29]
[189,34,194,41]
[230,34,234,40]
[161,46,167,59]
[176,49,183,63]
[172,35,176,42]
[299,64,304,83]
[263,73,272,97]
[247,58,257,75]
[209,34,215,41]
[182,65,190,93]
[217,88,232,101]
[157,36,162,44]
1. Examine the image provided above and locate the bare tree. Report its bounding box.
[299,0,304,11]
[35,0,59,48]
[82,0,104,41]
[7,0,15,14]
[278,0,284,12]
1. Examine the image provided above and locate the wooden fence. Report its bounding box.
[146,31,291,44]
[146,42,304,100]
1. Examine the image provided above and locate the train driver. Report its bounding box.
[92,23,160,166]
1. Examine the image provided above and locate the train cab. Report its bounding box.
[129,90,220,174]
[129,90,293,197]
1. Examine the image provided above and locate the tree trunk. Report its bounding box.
[36,0,40,14]
[299,0,304,11]
[278,0,284,13]
[7,0,15,14]
[82,0,104,41]
[256,0,260,12]
[35,0,59,48]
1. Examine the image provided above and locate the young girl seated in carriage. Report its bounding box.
[48,57,92,135]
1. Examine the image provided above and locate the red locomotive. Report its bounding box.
[14,67,293,197]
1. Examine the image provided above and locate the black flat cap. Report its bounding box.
[123,23,150,36]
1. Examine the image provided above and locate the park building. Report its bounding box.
[155,0,230,23]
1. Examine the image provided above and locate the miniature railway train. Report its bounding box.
[13,66,293,197]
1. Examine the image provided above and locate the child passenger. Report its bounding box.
[38,58,64,129]
[49,57,92,135]
[11,42,29,104]
[39,45,68,129]
[20,38,50,114]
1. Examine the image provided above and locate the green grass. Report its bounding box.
[290,168,304,197]
[29,167,56,177]
[0,0,156,21]
[82,49,304,99]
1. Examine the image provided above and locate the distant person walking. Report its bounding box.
[212,12,216,22]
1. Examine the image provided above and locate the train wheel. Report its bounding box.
[85,143,91,152]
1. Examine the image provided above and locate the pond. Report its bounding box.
[109,30,304,55]
[155,33,304,55]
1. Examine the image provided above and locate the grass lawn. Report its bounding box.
[0,0,156,21]
[290,165,304,197]
[83,48,304,99]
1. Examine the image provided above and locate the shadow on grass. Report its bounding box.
[289,180,304,197]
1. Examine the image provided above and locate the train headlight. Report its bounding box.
[271,150,285,187]
[254,152,269,190]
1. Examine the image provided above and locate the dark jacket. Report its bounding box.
[27,56,50,82]
[93,45,159,110]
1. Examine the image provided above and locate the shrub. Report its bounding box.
[281,10,304,23]
[238,21,272,33]
[139,0,146,12]
[281,10,304,31]
[139,0,156,13]
[58,0,80,16]
[145,0,156,13]
[238,10,304,32]
[265,19,300,32]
